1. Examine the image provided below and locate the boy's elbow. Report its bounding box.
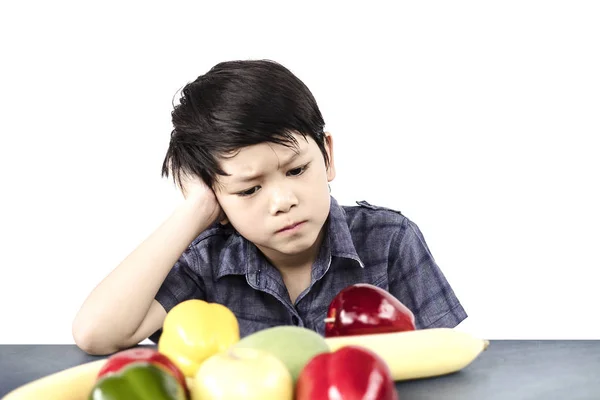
[72,321,120,356]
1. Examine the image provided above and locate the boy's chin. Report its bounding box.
[260,233,322,257]
[285,234,326,255]
[264,239,311,255]
[274,242,314,256]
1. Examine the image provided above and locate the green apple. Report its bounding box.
[232,326,330,382]
[191,347,293,400]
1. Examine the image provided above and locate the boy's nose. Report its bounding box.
[269,187,298,215]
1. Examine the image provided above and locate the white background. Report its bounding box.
[1,1,598,344]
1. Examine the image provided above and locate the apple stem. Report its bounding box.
[323,317,335,323]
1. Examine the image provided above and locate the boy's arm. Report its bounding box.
[72,192,220,355]
[388,218,468,329]
[119,299,167,349]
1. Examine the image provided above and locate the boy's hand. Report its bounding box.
[179,174,227,226]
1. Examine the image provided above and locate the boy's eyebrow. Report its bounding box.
[232,150,304,183]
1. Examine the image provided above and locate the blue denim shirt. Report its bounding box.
[150,196,467,342]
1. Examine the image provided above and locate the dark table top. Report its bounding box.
[1,341,599,399]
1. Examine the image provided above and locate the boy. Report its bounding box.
[72,60,467,355]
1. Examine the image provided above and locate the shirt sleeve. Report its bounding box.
[388,217,468,329]
[149,247,206,343]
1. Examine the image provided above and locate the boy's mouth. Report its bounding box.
[276,221,306,233]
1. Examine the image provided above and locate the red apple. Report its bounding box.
[324,283,416,337]
[296,345,398,400]
[97,347,187,392]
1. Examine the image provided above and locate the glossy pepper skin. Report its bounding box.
[325,284,415,337]
[295,345,398,400]
[97,348,187,392]
[158,299,240,377]
[88,362,187,400]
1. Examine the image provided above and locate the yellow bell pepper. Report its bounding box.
[158,299,240,378]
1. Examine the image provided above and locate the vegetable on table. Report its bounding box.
[158,299,240,377]
[89,362,187,400]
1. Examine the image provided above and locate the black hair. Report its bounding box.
[161,59,328,190]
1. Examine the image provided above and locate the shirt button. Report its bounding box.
[292,316,300,325]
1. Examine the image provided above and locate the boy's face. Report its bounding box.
[215,132,335,262]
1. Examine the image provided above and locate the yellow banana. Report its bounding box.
[2,359,106,400]
[1,359,197,400]
[323,328,489,381]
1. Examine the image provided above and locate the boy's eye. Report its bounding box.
[287,163,309,177]
[238,186,260,197]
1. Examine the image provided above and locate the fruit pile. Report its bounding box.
[87,284,488,400]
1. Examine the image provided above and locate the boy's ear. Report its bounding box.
[324,132,336,182]
[218,207,229,226]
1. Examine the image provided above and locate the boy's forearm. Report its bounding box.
[72,197,216,352]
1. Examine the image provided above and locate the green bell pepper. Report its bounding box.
[88,362,187,400]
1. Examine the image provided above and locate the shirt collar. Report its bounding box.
[215,195,364,279]
[326,196,365,268]
[215,227,247,279]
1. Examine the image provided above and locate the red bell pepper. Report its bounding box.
[296,345,398,400]
[97,348,187,394]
